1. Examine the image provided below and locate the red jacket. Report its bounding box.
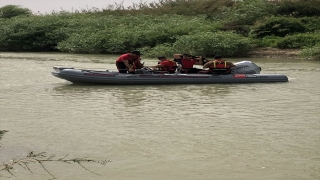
[181,59,196,69]
[116,53,137,63]
[159,60,177,72]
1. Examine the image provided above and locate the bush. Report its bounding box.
[275,0,320,17]
[0,13,223,53]
[300,17,320,32]
[56,14,222,54]
[250,16,306,38]
[217,0,276,36]
[257,36,282,48]
[0,14,78,51]
[57,31,106,53]
[140,43,176,58]
[0,5,32,19]
[98,0,235,17]
[276,33,320,49]
[300,44,320,60]
[143,31,255,57]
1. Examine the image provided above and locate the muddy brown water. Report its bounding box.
[0,52,319,180]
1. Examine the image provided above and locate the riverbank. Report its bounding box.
[248,48,302,59]
[0,48,304,60]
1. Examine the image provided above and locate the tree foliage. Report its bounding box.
[276,32,320,49]
[0,5,32,19]
[250,16,306,38]
[275,0,320,17]
[0,0,320,59]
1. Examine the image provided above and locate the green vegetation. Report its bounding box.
[0,0,320,59]
[0,5,32,19]
[300,44,320,59]
[142,31,254,57]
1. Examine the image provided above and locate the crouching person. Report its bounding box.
[115,50,143,73]
[151,56,177,74]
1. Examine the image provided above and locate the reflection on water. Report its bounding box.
[52,84,234,107]
[52,84,110,94]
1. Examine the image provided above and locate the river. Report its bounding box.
[0,52,319,180]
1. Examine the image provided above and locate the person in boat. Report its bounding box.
[116,50,143,73]
[133,57,144,69]
[202,55,235,74]
[151,56,177,73]
[173,53,203,73]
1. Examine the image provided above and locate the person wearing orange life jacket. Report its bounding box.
[203,55,235,74]
[151,56,177,73]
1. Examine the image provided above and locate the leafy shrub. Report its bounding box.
[300,17,320,32]
[0,5,32,19]
[217,0,276,35]
[57,31,106,53]
[257,36,282,48]
[98,0,235,17]
[276,33,320,49]
[275,0,320,17]
[143,31,255,57]
[174,31,255,56]
[300,44,320,60]
[0,14,78,51]
[141,43,176,58]
[56,14,222,54]
[250,16,306,38]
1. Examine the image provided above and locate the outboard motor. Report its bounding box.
[231,61,261,74]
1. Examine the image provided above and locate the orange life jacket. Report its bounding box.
[209,60,231,69]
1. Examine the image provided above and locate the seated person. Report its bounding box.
[151,56,177,73]
[115,50,142,73]
[173,53,203,73]
[202,55,235,74]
